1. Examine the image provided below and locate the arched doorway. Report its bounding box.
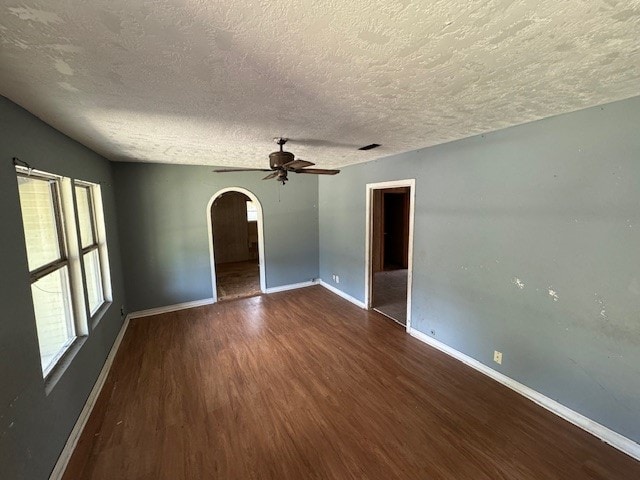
[207,187,266,302]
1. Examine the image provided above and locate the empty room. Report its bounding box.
[1,1,639,479]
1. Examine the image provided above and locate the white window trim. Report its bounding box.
[16,167,113,380]
[62,177,89,335]
[73,180,113,322]
[16,167,88,376]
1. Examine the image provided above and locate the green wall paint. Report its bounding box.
[319,97,640,443]
[112,162,319,312]
[0,96,127,479]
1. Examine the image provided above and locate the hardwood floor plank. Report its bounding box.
[62,286,640,479]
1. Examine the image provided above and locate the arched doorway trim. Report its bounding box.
[206,187,266,302]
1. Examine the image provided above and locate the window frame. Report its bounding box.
[16,168,113,382]
[246,200,258,222]
[73,180,112,322]
[21,173,68,282]
[16,169,84,378]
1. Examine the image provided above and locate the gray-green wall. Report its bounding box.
[319,96,640,443]
[0,97,127,478]
[112,162,319,312]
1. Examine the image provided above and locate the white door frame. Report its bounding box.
[364,179,416,331]
[207,187,266,302]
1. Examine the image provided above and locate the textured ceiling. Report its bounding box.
[1,1,639,169]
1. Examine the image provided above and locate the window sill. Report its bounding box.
[44,335,87,395]
[90,301,112,330]
[43,302,113,395]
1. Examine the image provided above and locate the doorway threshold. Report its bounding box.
[217,291,263,303]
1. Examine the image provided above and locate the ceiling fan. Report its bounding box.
[213,137,340,184]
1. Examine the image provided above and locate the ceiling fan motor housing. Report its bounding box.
[269,150,294,169]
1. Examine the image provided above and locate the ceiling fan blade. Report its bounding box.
[294,168,340,175]
[213,168,273,173]
[283,159,315,170]
[262,172,278,180]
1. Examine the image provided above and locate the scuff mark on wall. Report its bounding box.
[548,287,559,301]
[513,277,525,289]
[595,294,608,318]
[594,293,610,322]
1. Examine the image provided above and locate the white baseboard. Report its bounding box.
[264,279,318,294]
[128,298,214,319]
[319,280,366,309]
[49,315,131,480]
[408,327,640,462]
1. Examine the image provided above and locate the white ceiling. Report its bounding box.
[1,1,639,169]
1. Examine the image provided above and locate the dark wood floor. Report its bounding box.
[63,286,640,479]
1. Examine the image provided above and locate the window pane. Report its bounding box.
[84,249,104,314]
[31,267,75,374]
[18,176,62,270]
[75,186,94,248]
[246,201,258,222]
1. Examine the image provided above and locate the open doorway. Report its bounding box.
[365,180,415,328]
[207,188,266,302]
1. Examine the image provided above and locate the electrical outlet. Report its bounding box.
[335,275,340,283]
[493,350,503,365]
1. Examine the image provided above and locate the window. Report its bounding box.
[17,172,77,375]
[246,200,258,222]
[16,168,112,377]
[75,183,107,315]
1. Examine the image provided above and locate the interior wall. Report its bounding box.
[0,96,127,479]
[112,162,319,312]
[211,191,251,264]
[319,96,640,443]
